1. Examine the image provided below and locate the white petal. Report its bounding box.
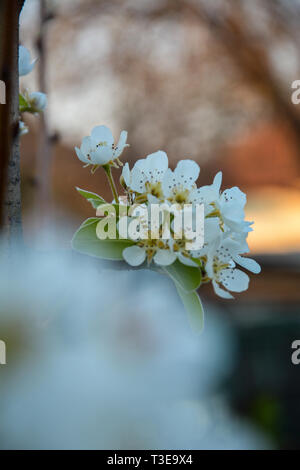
[154,249,177,266]
[232,234,250,253]
[147,194,160,204]
[221,187,247,208]
[230,229,249,244]
[91,125,114,146]
[219,268,249,293]
[135,150,169,185]
[222,204,245,232]
[132,158,148,171]
[213,171,222,192]
[234,255,261,274]
[162,168,175,197]
[221,238,241,257]
[243,221,254,233]
[204,218,222,242]
[215,245,235,266]
[122,162,131,187]
[189,186,217,206]
[146,150,168,173]
[131,151,167,191]
[90,146,113,165]
[130,168,147,193]
[75,147,88,163]
[197,219,222,256]
[212,280,234,299]
[174,160,200,183]
[114,130,128,158]
[223,218,246,234]
[122,246,146,266]
[177,253,198,267]
[80,136,93,154]
[19,45,36,76]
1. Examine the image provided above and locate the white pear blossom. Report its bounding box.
[75,125,128,167]
[73,125,261,301]
[122,215,201,268]
[119,200,205,268]
[211,265,250,300]
[168,237,199,267]
[28,92,47,112]
[19,45,36,76]
[162,160,200,204]
[19,120,28,136]
[194,172,252,233]
[203,234,261,299]
[123,243,177,267]
[122,230,177,267]
[191,217,223,258]
[187,212,260,298]
[220,236,261,274]
[122,150,168,201]
[122,156,202,209]
[120,204,177,267]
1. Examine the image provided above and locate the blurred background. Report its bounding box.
[2,0,300,449]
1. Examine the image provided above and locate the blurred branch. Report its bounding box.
[0,0,25,246]
[197,2,300,139]
[131,0,300,164]
[187,0,300,162]
[35,0,55,225]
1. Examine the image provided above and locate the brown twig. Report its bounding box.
[0,0,25,246]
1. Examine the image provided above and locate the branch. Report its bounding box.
[0,0,23,247]
[130,0,300,161]
[184,0,300,158]
[34,0,53,224]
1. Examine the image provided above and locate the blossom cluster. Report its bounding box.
[18,45,47,135]
[120,150,260,299]
[72,125,261,326]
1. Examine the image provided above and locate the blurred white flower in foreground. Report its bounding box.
[0,248,268,449]
[18,45,36,76]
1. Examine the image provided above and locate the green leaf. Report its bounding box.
[76,187,106,209]
[71,218,134,260]
[190,257,203,267]
[175,285,204,333]
[162,260,202,292]
[80,217,100,228]
[19,93,30,112]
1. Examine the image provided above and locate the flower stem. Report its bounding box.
[103,165,119,203]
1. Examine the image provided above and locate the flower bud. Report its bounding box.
[29,92,47,113]
[19,120,29,136]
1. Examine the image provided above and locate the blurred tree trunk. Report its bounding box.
[0,0,25,249]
